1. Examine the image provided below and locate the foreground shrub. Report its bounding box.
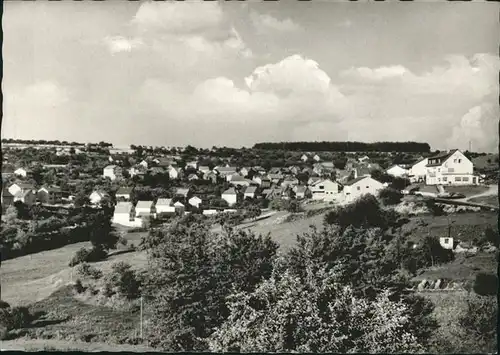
[69,246,107,267]
[104,262,142,300]
[0,305,34,338]
[458,295,497,353]
[73,279,85,294]
[76,262,103,280]
[473,272,498,296]
[379,187,403,205]
[209,266,425,353]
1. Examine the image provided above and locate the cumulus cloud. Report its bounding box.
[3,81,72,139]
[250,11,301,34]
[104,36,143,54]
[132,0,223,35]
[337,53,499,151]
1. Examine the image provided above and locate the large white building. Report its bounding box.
[425,149,477,185]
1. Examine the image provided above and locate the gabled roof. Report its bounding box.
[12,182,34,190]
[173,201,184,207]
[230,174,246,182]
[189,195,202,201]
[295,186,308,193]
[104,165,118,169]
[14,190,32,198]
[426,149,460,167]
[136,200,154,209]
[176,188,190,196]
[222,187,237,195]
[156,198,173,206]
[216,166,237,172]
[114,202,132,214]
[245,186,257,194]
[39,186,62,193]
[343,176,370,186]
[117,187,133,195]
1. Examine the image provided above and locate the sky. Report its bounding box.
[2,0,499,152]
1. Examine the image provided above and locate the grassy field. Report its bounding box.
[413,252,497,282]
[1,339,157,352]
[1,227,148,306]
[469,195,499,207]
[4,285,152,347]
[445,185,490,197]
[401,212,497,243]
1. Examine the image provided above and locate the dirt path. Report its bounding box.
[464,184,498,201]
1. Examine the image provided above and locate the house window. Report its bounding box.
[357,186,361,191]
[458,159,461,163]
[442,177,448,182]
[366,186,369,189]
[455,177,461,181]
[463,177,469,182]
[437,168,440,172]
[444,238,449,244]
[453,159,457,163]
[319,186,324,190]
[438,178,441,182]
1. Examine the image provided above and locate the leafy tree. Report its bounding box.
[379,187,403,205]
[457,295,497,353]
[473,273,498,296]
[323,194,405,232]
[144,219,278,351]
[209,265,425,353]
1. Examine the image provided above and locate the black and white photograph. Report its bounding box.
[1,0,499,352]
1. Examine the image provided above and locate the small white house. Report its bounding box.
[89,191,108,205]
[294,186,311,199]
[386,165,409,178]
[222,188,238,206]
[301,154,309,162]
[188,196,203,208]
[310,179,340,201]
[103,165,123,181]
[155,198,176,214]
[116,187,133,201]
[112,202,136,226]
[14,168,28,177]
[439,237,454,250]
[358,155,370,163]
[169,167,181,180]
[139,160,148,168]
[135,200,155,217]
[8,183,34,196]
[313,154,321,162]
[408,158,429,183]
[244,186,257,199]
[342,176,384,204]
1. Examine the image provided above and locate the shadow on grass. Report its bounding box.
[107,248,136,258]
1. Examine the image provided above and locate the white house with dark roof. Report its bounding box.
[116,187,133,201]
[301,154,309,162]
[222,187,238,206]
[408,158,428,183]
[135,200,155,217]
[13,190,36,206]
[310,179,340,201]
[294,185,312,199]
[229,175,252,187]
[37,186,63,204]
[342,176,384,204]
[244,186,257,199]
[112,202,138,226]
[425,149,476,185]
[169,166,182,180]
[155,198,175,214]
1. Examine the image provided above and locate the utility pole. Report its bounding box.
[140,295,144,339]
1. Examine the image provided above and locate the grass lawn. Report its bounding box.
[445,185,490,197]
[413,252,497,282]
[5,285,150,346]
[401,212,497,243]
[469,195,499,207]
[1,339,157,352]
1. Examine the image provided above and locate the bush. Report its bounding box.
[76,262,103,280]
[473,273,498,296]
[0,305,33,333]
[379,187,403,205]
[69,246,107,267]
[74,279,85,294]
[105,262,142,299]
